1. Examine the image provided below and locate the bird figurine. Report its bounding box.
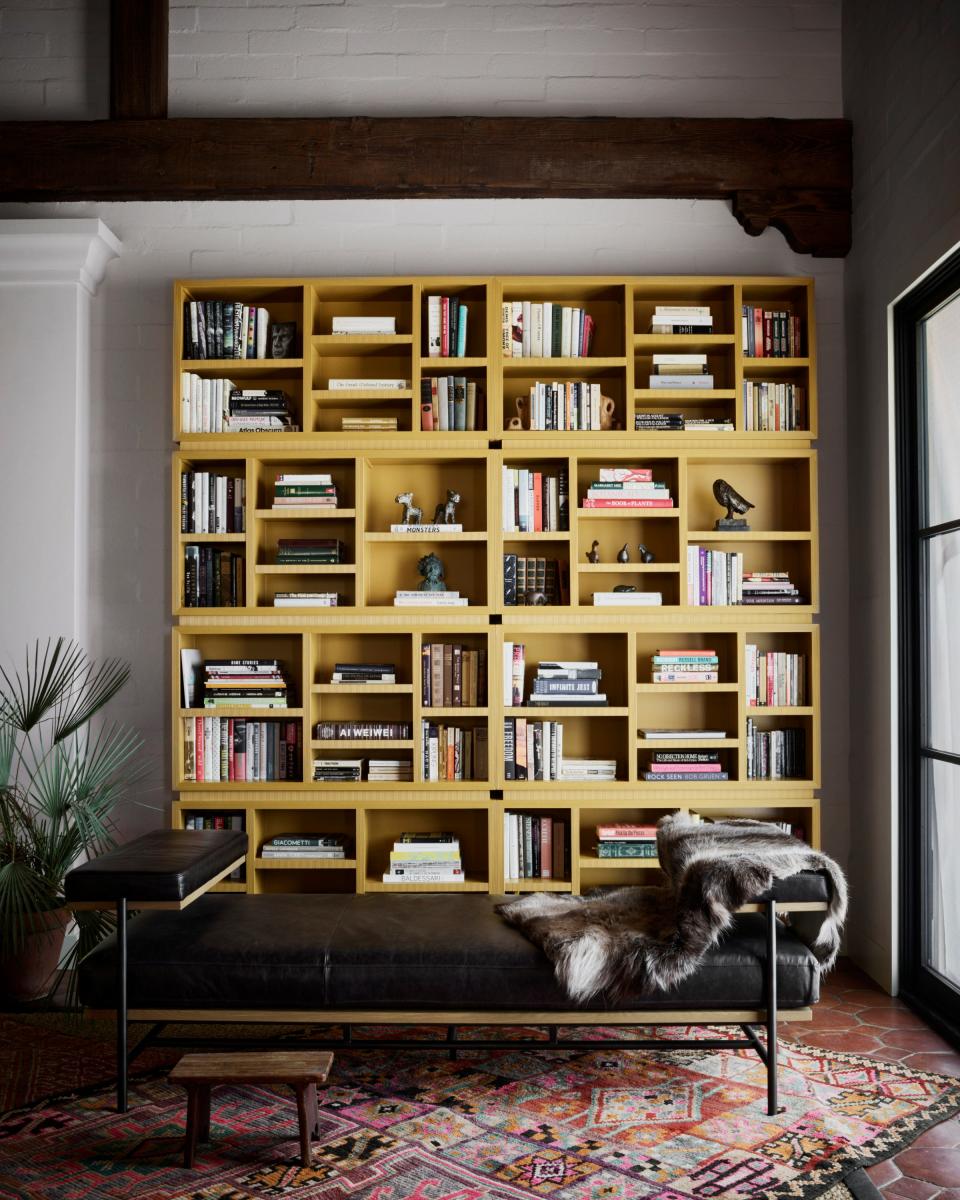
[637,543,655,563]
[586,540,601,563]
[713,478,755,529]
[617,543,630,563]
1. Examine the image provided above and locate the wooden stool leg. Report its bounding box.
[197,1084,211,1142]
[295,1085,312,1167]
[184,1085,200,1169]
[303,1082,320,1137]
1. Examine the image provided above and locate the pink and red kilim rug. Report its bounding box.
[0,1024,958,1200]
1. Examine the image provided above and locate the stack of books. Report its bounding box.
[685,417,735,432]
[275,538,342,565]
[741,572,805,605]
[332,315,396,335]
[383,833,463,884]
[562,758,617,782]
[501,301,595,358]
[504,813,568,880]
[341,416,399,432]
[183,718,300,782]
[227,388,297,433]
[651,649,719,684]
[314,721,411,740]
[502,555,568,606]
[420,722,488,781]
[260,833,349,860]
[420,376,481,431]
[202,659,289,709]
[330,662,396,684]
[367,759,413,782]
[394,589,468,608]
[745,720,806,779]
[649,304,713,334]
[504,717,563,780]
[743,381,806,431]
[180,374,236,433]
[180,470,245,533]
[183,546,245,608]
[742,306,802,358]
[313,758,362,782]
[272,473,337,509]
[581,467,674,510]
[520,381,608,431]
[643,750,729,782]
[639,727,727,741]
[183,299,275,360]
[745,645,806,707]
[421,643,487,707]
[648,354,714,389]
[635,411,685,432]
[426,295,469,357]
[595,823,658,859]
[529,660,607,706]
[593,590,663,608]
[274,592,340,608]
[502,465,569,531]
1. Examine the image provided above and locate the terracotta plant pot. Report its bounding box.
[0,907,71,1001]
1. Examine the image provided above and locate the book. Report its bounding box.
[639,729,727,739]
[328,378,407,390]
[596,841,659,859]
[332,316,396,334]
[592,592,663,605]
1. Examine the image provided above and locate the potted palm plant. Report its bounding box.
[0,639,146,1002]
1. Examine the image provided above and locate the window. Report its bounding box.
[895,246,960,1040]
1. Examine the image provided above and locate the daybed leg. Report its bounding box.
[765,898,784,1117]
[116,896,128,1115]
[548,1026,558,1046]
[447,1025,458,1061]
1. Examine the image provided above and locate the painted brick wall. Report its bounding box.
[843,0,960,991]
[0,0,841,119]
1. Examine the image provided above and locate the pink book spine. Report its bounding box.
[540,817,553,879]
[647,762,723,773]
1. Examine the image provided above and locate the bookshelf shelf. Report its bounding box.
[172,274,821,894]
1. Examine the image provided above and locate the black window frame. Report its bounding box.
[894,245,960,1048]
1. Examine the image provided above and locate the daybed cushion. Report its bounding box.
[65,830,248,904]
[78,892,820,1013]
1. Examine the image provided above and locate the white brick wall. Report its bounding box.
[0,0,841,119]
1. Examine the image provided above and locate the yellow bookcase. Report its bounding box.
[172,275,821,895]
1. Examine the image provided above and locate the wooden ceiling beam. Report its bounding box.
[0,115,852,256]
[110,0,168,119]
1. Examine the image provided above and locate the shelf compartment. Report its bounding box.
[175,629,304,710]
[579,568,680,609]
[577,514,679,576]
[506,630,631,708]
[686,454,814,533]
[502,540,570,609]
[504,714,629,784]
[501,369,628,434]
[501,280,627,357]
[418,714,490,783]
[364,805,489,892]
[255,573,354,610]
[314,395,413,435]
[635,347,734,393]
[363,455,487,535]
[686,538,815,610]
[635,690,739,746]
[576,455,679,511]
[639,744,738,785]
[740,280,811,358]
[635,630,738,687]
[743,712,815,785]
[310,351,413,411]
[253,457,355,511]
[368,541,487,609]
[634,283,736,337]
[420,634,490,710]
[420,281,489,358]
[311,283,414,337]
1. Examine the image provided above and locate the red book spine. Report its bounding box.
[754,308,764,357]
[581,314,594,356]
[533,472,543,531]
[441,297,449,356]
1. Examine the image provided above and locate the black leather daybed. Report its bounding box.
[66,830,831,1118]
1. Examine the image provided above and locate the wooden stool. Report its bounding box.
[169,1050,334,1168]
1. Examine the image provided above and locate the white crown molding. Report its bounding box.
[0,219,121,295]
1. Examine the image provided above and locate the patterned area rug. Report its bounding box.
[1,1026,958,1200]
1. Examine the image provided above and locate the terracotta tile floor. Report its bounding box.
[781,959,960,1196]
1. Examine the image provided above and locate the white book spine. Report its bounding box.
[501,302,512,357]
[531,303,543,357]
[542,302,553,357]
[180,372,191,433]
[521,300,531,357]
[560,307,572,357]
[437,377,449,431]
[503,641,513,706]
[427,296,441,357]
[256,307,269,359]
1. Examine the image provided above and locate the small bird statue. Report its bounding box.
[713,478,755,525]
[637,543,655,563]
[617,543,630,563]
[586,540,601,563]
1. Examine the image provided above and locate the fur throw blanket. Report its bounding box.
[497,814,847,1004]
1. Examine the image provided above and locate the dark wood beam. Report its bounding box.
[110,0,168,119]
[0,116,851,256]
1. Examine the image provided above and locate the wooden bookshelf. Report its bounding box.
[173,275,821,894]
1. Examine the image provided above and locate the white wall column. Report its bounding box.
[0,219,120,659]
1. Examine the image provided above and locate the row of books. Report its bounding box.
[745,647,807,707]
[272,473,338,508]
[504,814,568,880]
[642,750,729,782]
[595,822,657,859]
[202,659,290,709]
[180,470,246,534]
[184,717,300,782]
[421,722,489,781]
[635,413,735,432]
[745,720,806,779]
[421,643,488,708]
[183,812,245,879]
[502,466,569,532]
[650,649,718,684]
[275,538,343,565]
[183,547,245,608]
[260,833,349,859]
[504,717,564,781]
[742,306,803,358]
[581,466,673,509]
[687,547,806,607]
[383,833,461,884]
[314,721,411,740]
[420,376,482,432]
[426,296,469,358]
[501,302,595,358]
[743,381,806,431]
[180,374,233,434]
[313,758,413,782]
[503,555,569,606]
[518,381,611,431]
[183,300,282,360]
[647,353,714,389]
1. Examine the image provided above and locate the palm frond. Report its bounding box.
[0,639,85,733]
[0,718,15,790]
[0,859,59,952]
[54,657,131,743]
